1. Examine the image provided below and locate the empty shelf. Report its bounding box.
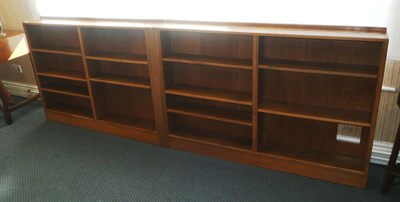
[163,54,253,70]
[259,59,378,78]
[170,126,252,150]
[167,103,252,126]
[258,101,371,127]
[166,85,252,106]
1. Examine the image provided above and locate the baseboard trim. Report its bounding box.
[2,80,39,98]
[371,140,399,165]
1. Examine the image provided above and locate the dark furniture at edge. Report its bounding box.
[381,93,400,193]
[0,30,40,125]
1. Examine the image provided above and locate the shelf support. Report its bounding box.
[252,35,259,152]
[77,27,98,120]
[145,29,168,146]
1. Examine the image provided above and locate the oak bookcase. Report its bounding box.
[23,19,388,188]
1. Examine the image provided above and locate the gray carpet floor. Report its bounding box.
[1,98,400,201]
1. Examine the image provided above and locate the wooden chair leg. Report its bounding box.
[0,93,40,125]
[381,123,400,193]
[0,78,42,125]
[0,81,14,124]
[0,81,15,105]
[0,92,13,125]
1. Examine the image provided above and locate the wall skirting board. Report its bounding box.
[371,140,400,165]
[3,81,398,165]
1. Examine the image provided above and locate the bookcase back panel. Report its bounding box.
[33,52,85,74]
[87,60,149,79]
[26,25,81,52]
[171,114,251,137]
[168,113,252,149]
[259,114,367,159]
[82,28,147,57]
[42,91,93,117]
[164,63,252,93]
[260,70,376,113]
[92,83,155,121]
[39,76,89,95]
[259,37,382,66]
[162,31,253,60]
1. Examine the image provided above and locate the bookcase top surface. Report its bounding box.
[24,18,388,42]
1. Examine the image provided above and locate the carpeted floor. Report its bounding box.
[1,98,400,201]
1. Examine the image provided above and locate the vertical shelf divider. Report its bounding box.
[77,27,98,120]
[362,40,389,183]
[145,29,168,145]
[252,35,259,152]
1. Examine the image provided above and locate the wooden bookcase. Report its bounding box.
[257,37,381,173]
[161,31,254,150]
[23,20,388,188]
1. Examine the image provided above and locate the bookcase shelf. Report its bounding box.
[165,85,252,106]
[46,104,93,118]
[164,62,252,106]
[90,76,150,89]
[167,106,252,126]
[169,129,252,150]
[32,52,86,80]
[37,70,86,82]
[39,76,89,98]
[41,88,89,99]
[258,101,371,127]
[163,54,253,70]
[169,114,252,150]
[24,20,388,188]
[42,91,93,118]
[86,54,148,65]
[31,48,82,56]
[87,59,150,88]
[259,69,376,127]
[167,95,252,126]
[259,59,378,79]
[259,143,365,172]
[97,112,155,132]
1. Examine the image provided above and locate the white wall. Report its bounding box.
[0,0,40,30]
